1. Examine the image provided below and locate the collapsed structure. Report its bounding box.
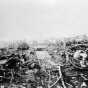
[0,35,88,88]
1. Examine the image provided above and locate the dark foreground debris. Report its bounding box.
[0,35,88,88]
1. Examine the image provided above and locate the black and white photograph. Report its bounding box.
[0,0,88,88]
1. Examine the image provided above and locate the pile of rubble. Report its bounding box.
[0,35,88,88]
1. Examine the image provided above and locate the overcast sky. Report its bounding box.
[0,0,88,41]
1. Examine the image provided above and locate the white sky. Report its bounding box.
[0,0,88,41]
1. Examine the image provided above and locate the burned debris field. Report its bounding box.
[0,36,88,88]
